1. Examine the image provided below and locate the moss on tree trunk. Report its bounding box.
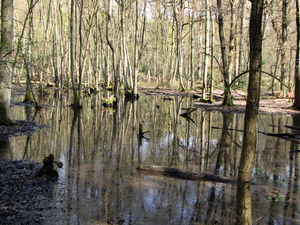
[0,102,12,125]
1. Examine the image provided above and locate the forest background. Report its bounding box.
[0,0,298,112]
[0,1,297,224]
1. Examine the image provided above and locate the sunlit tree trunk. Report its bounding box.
[70,0,79,106]
[120,0,130,96]
[173,1,185,91]
[238,0,245,74]
[133,0,139,98]
[188,0,194,89]
[236,0,264,224]
[133,0,147,98]
[280,0,288,96]
[0,0,14,125]
[77,0,84,106]
[106,0,118,102]
[24,0,34,102]
[203,0,210,98]
[228,0,236,84]
[210,8,214,101]
[53,0,60,87]
[294,0,300,108]
[217,0,233,106]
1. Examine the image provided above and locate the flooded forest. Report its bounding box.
[1,91,299,224]
[0,0,300,224]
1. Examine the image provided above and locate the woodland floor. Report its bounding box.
[11,83,300,115]
[140,86,300,115]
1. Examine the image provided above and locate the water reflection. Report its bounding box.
[4,91,300,224]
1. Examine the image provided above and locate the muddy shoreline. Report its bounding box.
[0,159,61,224]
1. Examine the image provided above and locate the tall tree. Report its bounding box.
[217,0,233,106]
[238,0,246,74]
[0,0,14,125]
[133,0,147,99]
[294,0,300,108]
[280,0,288,96]
[70,0,79,107]
[236,0,264,224]
[203,0,210,99]
[173,0,186,91]
[107,0,118,102]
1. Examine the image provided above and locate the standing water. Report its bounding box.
[2,90,300,224]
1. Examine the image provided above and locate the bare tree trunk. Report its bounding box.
[280,0,288,96]
[228,0,236,84]
[77,0,84,106]
[210,7,214,101]
[133,0,147,98]
[238,0,245,74]
[203,0,210,98]
[217,0,233,106]
[293,0,300,108]
[133,0,139,98]
[173,1,185,91]
[0,0,14,124]
[70,0,79,106]
[236,0,264,224]
[106,0,118,102]
[121,0,130,96]
[24,0,34,102]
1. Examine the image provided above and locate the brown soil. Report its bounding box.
[140,87,300,115]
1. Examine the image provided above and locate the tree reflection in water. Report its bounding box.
[4,91,300,224]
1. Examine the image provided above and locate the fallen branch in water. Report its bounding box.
[137,165,257,185]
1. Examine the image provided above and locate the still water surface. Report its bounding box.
[2,90,300,224]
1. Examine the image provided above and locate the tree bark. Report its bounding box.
[133,0,139,98]
[236,0,264,224]
[70,0,79,106]
[0,0,14,125]
[210,7,214,101]
[238,0,245,74]
[106,0,118,102]
[203,0,210,98]
[280,0,288,96]
[294,0,300,108]
[173,1,185,91]
[217,0,233,106]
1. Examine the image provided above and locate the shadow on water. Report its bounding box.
[4,90,300,224]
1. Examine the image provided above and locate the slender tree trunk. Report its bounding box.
[217,0,233,106]
[133,0,139,98]
[203,0,210,98]
[228,0,236,84]
[173,1,185,91]
[294,0,300,108]
[280,0,288,96]
[70,0,79,106]
[133,0,147,98]
[24,0,34,102]
[236,1,264,224]
[238,0,245,74]
[106,0,118,102]
[0,0,14,125]
[121,0,130,96]
[210,8,214,101]
[77,0,84,106]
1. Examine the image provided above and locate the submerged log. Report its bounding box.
[137,165,257,184]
